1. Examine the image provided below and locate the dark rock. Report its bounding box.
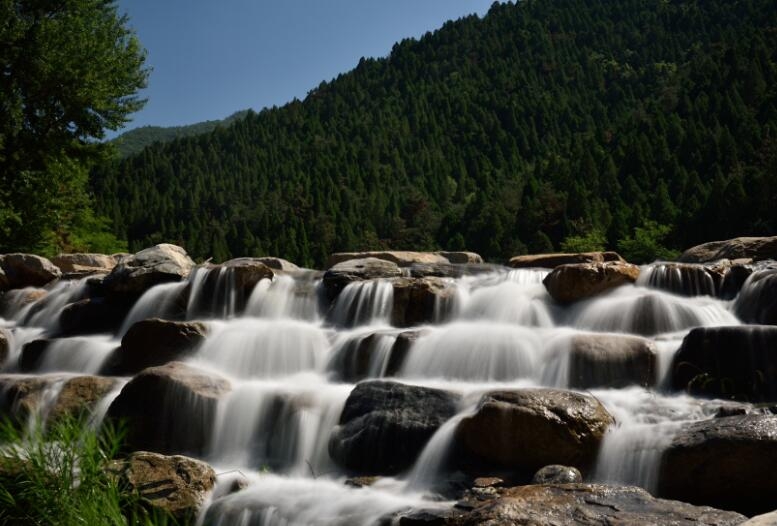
[391,277,457,327]
[670,325,777,402]
[641,263,724,297]
[254,257,299,271]
[0,330,8,367]
[719,262,756,299]
[568,333,657,388]
[734,269,777,325]
[509,251,624,269]
[437,252,483,265]
[19,339,51,372]
[680,236,777,263]
[0,267,8,291]
[102,244,194,299]
[329,380,460,475]
[322,258,403,301]
[106,362,231,455]
[0,254,61,288]
[659,414,777,515]
[543,261,640,303]
[328,331,402,382]
[59,297,131,336]
[455,389,614,475]
[531,464,582,484]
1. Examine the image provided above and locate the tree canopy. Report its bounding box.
[0,0,148,253]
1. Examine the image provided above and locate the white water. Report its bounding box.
[329,280,394,327]
[119,281,187,335]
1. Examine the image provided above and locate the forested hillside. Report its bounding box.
[92,0,777,266]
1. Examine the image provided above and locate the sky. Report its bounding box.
[114,0,495,136]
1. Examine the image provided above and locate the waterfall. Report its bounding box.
[328,280,394,327]
[118,281,188,335]
[245,273,322,322]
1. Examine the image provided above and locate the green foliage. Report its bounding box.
[0,416,176,525]
[93,0,777,265]
[0,0,148,253]
[560,229,607,253]
[617,221,680,263]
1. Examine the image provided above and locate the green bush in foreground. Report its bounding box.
[0,417,176,526]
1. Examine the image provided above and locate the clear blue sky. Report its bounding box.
[114,0,495,135]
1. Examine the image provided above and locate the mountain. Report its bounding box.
[110,110,252,158]
[91,0,777,267]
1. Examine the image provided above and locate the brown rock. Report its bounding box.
[640,262,725,297]
[322,257,403,301]
[48,375,118,422]
[0,254,62,288]
[102,244,195,298]
[680,236,777,263]
[328,251,449,268]
[254,257,300,271]
[391,277,457,327]
[543,261,640,303]
[50,253,116,274]
[568,333,657,388]
[0,288,48,318]
[509,251,624,269]
[437,252,484,264]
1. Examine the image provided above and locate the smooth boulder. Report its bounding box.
[659,414,777,515]
[680,236,777,263]
[254,256,300,271]
[543,261,640,303]
[531,464,582,484]
[568,333,657,388]
[329,380,460,475]
[322,258,403,301]
[59,297,131,336]
[0,254,61,288]
[640,262,724,297]
[670,325,777,401]
[437,251,483,264]
[391,277,457,327]
[50,253,116,274]
[455,389,614,474]
[734,269,777,325]
[107,362,231,455]
[328,251,449,268]
[102,244,195,298]
[509,251,623,269]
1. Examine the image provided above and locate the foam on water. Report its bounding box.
[37,335,116,374]
[245,274,322,322]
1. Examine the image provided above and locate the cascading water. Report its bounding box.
[328,279,393,327]
[118,281,188,335]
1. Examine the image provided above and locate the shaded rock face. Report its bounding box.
[455,389,614,475]
[0,267,7,291]
[59,297,131,336]
[451,484,746,526]
[254,257,300,272]
[734,269,777,325]
[327,330,421,382]
[220,258,275,294]
[509,251,623,269]
[106,362,231,455]
[322,258,403,301]
[19,338,51,372]
[437,252,483,265]
[543,261,639,303]
[391,277,457,327]
[102,244,195,298]
[50,253,116,274]
[531,464,582,484]
[328,251,450,268]
[670,325,777,402]
[329,380,460,475]
[111,451,216,520]
[659,414,777,515]
[568,333,657,388]
[0,330,8,367]
[0,254,62,289]
[680,236,777,263]
[640,262,725,297]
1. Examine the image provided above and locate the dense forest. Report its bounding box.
[92,0,777,266]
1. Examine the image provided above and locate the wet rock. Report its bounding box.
[0,330,8,367]
[0,267,8,291]
[531,464,582,484]
[719,262,757,299]
[59,297,131,336]
[437,252,483,265]
[0,287,48,318]
[19,338,51,372]
[0,254,61,288]
[451,484,745,525]
[255,256,300,272]
[670,325,777,402]
[102,319,208,376]
[509,251,624,269]
[455,389,614,475]
[106,362,231,455]
[102,244,195,299]
[50,253,116,274]
[640,263,724,297]
[111,451,216,520]
[329,380,460,475]
[391,277,457,327]
[322,258,403,301]
[659,414,777,515]
[328,251,450,268]
[0,375,56,423]
[734,268,777,325]
[328,331,405,382]
[48,375,117,422]
[568,333,657,388]
[543,261,640,303]
[220,258,275,294]
[680,236,777,263]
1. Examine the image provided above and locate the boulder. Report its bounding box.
[106,362,231,455]
[328,329,421,382]
[719,262,757,299]
[254,257,300,272]
[322,258,403,301]
[543,261,640,303]
[451,484,745,526]
[102,244,194,298]
[0,330,8,367]
[437,252,484,265]
[19,339,51,372]
[328,251,450,268]
[50,253,116,274]
[59,297,131,336]
[734,269,777,325]
[0,375,56,423]
[220,258,275,293]
[455,389,614,474]
[568,333,657,388]
[48,375,118,422]
[659,414,777,515]
[0,287,48,318]
[391,277,457,327]
[102,319,208,376]
[111,451,215,520]
[742,511,777,525]
[0,254,61,288]
[640,263,724,297]
[329,380,460,475]
[680,236,777,263]
[0,267,8,291]
[670,326,777,402]
[531,464,583,484]
[509,251,624,269]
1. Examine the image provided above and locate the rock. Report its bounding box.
[451,484,745,525]
[59,297,131,336]
[111,451,215,520]
[0,254,61,288]
[0,375,57,423]
[344,476,381,488]
[437,252,484,265]
[734,269,777,325]
[670,326,777,402]
[102,244,195,298]
[0,267,8,291]
[567,333,657,388]
[509,251,624,269]
[329,380,460,475]
[48,375,117,422]
[543,261,640,303]
[328,251,450,268]
[680,236,777,264]
[472,477,504,488]
[0,330,8,367]
[659,414,777,515]
[102,319,208,376]
[50,253,116,274]
[106,362,231,455]
[531,464,582,484]
[220,258,275,293]
[322,258,403,301]
[328,329,420,382]
[742,510,777,525]
[391,277,457,327]
[0,287,47,318]
[640,263,725,297]
[19,339,51,372]
[719,262,756,299]
[254,256,300,272]
[455,389,614,475]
